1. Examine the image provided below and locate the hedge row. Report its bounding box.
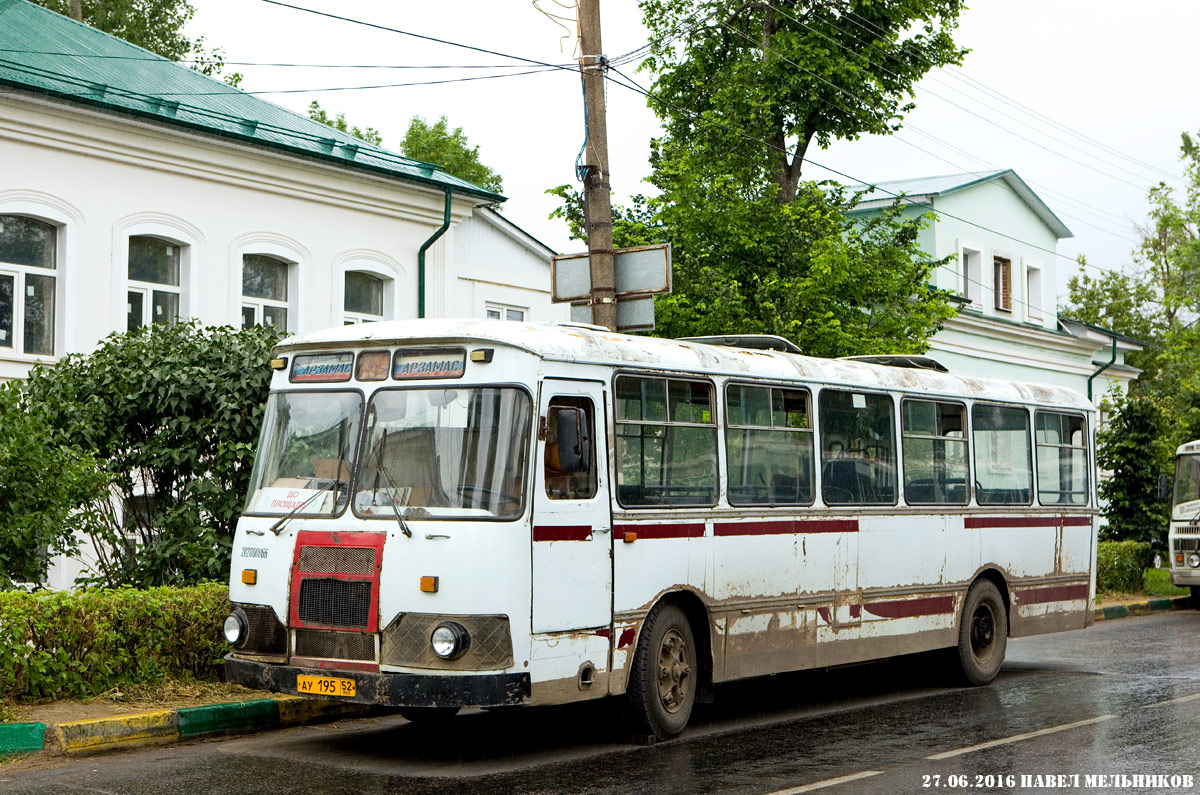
[0,583,229,701]
[1096,540,1155,593]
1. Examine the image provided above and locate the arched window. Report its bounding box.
[242,254,290,330]
[344,271,386,324]
[0,215,56,355]
[127,235,182,330]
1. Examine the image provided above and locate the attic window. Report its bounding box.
[993,256,1012,313]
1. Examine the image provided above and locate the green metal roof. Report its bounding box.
[0,0,503,202]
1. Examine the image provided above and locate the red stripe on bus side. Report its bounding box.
[714,519,859,536]
[964,516,1092,529]
[533,525,592,542]
[863,595,956,619]
[613,523,705,540]
[1017,584,1090,604]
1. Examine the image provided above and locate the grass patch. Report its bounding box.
[1143,567,1189,597]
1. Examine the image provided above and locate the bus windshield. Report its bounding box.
[244,391,362,516]
[355,387,532,521]
[1175,453,1200,518]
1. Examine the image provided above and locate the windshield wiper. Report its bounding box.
[268,480,342,536]
[374,430,412,538]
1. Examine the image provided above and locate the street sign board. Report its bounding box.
[551,244,671,303]
[568,295,657,331]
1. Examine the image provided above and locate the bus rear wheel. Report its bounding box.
[627,603,696,741]
[955,579,1007,686]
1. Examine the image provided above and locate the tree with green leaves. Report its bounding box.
[550,0,965,356]
[0,383,108,588]
[1062,130,1200,542]
[29,0,242,86]
[307,101,384,147]
[401,115,503,194]
[8,322,283,588]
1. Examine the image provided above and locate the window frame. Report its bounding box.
[993,254,1013,313]
[343,270,388,325]
[485,302,527,322]
[0,214,58,356]
[612,372,719,509]
[127,234,183,330]
[241,253,292,332]
[723,380,815,507]
[1034,410,1090,507]
[544,395,599,501]
[900,398,970,506]
[817,388,899,507]
[971,402,1034,506]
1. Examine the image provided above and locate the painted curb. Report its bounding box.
[0,722,45,756]
[1093,595,1191,621]
[54,709,178,753]
[19,695,371,757]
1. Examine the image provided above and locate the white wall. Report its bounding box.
[0,93,563,381]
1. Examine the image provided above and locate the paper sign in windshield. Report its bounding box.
[291,353,353,383]
[255,487,326,513]
[393,348,466,380]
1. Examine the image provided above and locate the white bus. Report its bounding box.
[223,319,1097,740]
[1168,440,1200,597]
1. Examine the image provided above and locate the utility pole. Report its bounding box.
[577,0,616,331]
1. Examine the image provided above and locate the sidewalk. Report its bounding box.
[2,594,1193,761]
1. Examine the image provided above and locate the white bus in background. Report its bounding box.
[222,319,1098,741]
[1168,440,1200,597]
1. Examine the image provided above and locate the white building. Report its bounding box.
[0,0,564,385]
[849,170,1143,405]
[0,0,565,588]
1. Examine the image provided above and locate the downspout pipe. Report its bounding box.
[417,187,453,319]
[1087,337,1118,402]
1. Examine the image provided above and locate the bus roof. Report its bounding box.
[277,319,1092,411]
[1178,440,1200,456]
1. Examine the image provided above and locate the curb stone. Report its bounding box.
[4,696,370,758]
[1093,595,1191,622]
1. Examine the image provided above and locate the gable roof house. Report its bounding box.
[848,170,1142,405]
[0,0,565,384]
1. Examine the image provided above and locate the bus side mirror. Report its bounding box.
[1159,474,1171,502]
[553,407,591,475]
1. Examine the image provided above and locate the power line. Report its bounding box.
[0,48,574,69]
[150,67,561,97]
[765,3,1167,194]
[834,6,1182,187]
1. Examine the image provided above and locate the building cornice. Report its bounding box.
[0,92,468,228]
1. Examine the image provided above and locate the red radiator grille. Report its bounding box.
[289,531,384,634]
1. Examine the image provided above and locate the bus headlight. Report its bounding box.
[223,609,248,647]
[430,622,471,660]
[1189,554,1200,569]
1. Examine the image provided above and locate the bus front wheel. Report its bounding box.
[627,603,697,741]
[955,579,1007,686]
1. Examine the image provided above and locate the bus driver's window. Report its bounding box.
[545,397,597,500]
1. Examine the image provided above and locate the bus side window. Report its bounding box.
[1035,411,1088,506]
[972,404,1033,505]
[545,397,597,500]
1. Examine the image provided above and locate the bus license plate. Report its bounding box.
[296,675,356,698]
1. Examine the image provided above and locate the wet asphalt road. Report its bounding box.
[5,611,1200,794]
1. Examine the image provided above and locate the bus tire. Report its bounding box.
[955,579,1007,686]
[398,706,460,725]
[627,603,697,741]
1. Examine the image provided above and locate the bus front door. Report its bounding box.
[531,380,613,634]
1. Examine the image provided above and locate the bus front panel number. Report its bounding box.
[297,675,356,697]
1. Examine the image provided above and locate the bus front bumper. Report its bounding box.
[224,654,531,708]
[1170,567,1200,587]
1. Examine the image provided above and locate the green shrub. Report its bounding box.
[1097,540,1155,593]
[0,584,229,701]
